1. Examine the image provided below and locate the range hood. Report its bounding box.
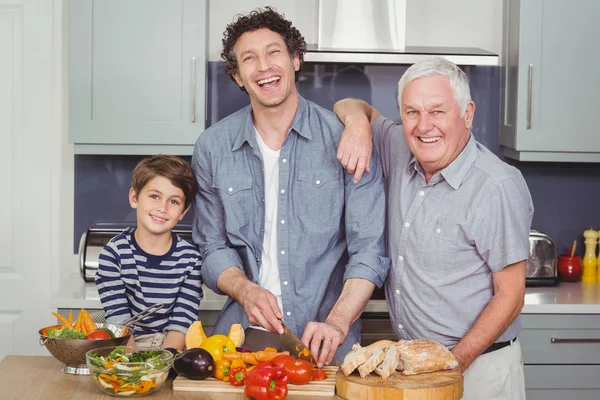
[305,0,498,66]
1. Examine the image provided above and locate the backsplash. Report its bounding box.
[74,62,600,254]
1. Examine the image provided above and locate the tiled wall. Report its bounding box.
[74,62,600,255]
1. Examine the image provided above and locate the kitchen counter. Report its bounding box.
[51,274,600,314]
[0,356,341,400]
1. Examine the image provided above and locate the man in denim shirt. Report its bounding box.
[191,7,389,366]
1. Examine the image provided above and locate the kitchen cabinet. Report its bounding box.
[69,0,207,155]
[499,0,600,162]
[521,314,600,399]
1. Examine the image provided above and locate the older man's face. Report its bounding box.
[400,75,474,181]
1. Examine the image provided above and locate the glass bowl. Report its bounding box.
[86,346,173,397]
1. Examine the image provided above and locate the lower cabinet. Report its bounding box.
[521,314,600,398]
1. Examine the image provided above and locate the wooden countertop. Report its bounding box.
[0,356,342,400]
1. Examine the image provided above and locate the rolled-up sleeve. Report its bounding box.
[474,174,534,272]
[192,142,244,295]
[342,150,390,287]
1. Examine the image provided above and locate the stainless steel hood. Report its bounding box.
[306,0,498,66]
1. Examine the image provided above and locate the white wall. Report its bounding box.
[207,0,502,61]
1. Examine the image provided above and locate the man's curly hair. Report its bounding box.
[220,7,307,92]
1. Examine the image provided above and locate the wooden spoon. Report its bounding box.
[570,240,577,257]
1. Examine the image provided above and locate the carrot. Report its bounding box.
[80,308,96,334]
[52,312,70,327]
[264,347,277,353]
[255,350,290,362]
[68,310,73,326]
[73,312,83,332]
[241,352,258,365]
[222,351,242,361]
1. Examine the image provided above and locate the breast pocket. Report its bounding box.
[418,222,459,272]
[297,169,343,224]
[213,176,254,229]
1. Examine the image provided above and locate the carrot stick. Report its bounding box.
[52,312,70,327]
[73,312,83,332]
[68,310,73,326]
[80,308,96,334]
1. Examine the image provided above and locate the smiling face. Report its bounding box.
[129,175,188,237]
[232,28,300,110]
[400,74,475,181]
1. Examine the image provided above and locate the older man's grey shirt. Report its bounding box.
[192,96,389,359]
[373,116,533,347]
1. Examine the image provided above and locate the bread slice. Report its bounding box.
[341,343,370,376]
[374,343,400,380]
[395,339,458,375]
[364,339,394,352]
[357,346,386,378]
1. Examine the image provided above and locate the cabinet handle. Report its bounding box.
[551,337,600,344]
[526,64,533,129]
[191,57,197,123]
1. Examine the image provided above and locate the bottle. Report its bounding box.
[582,228,598,283]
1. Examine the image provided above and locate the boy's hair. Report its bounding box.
[220,6,307,91]
[131,155,196,210]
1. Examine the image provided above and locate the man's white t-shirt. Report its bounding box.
[254,128,284,319]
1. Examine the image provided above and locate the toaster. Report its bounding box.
[526,230,558,286]
[79,221,193,282]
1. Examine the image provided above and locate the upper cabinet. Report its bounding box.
[69,0,207,155]
[500,0,600,162]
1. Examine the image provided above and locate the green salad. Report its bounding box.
[47,327,86,340]
[87,346,170,396]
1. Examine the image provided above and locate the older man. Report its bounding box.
[334,58,533,399]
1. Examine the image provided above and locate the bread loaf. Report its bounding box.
[395,339,458,375]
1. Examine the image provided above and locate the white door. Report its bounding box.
[0,0,63,359]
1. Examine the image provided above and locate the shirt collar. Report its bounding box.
[408,133,478,190]
[231,95,312,152]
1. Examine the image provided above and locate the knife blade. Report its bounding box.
[279,322,317,365]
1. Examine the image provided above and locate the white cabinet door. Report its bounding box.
[500,0,600,161]
[0,0,62,359]
[69,0,207,153]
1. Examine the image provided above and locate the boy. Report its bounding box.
[96,155,202,350]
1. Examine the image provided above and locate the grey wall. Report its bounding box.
[74,62,600,257]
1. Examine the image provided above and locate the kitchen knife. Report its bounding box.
[279,322,317,365]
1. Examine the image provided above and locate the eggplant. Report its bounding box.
[164,347,181,379]
[173,348,215,380]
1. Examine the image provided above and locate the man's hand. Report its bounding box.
[301,321,348,368]
[240,284,284,334]
[337,113,373,183]
[450,351,469,374]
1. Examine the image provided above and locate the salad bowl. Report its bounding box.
[86,346,173,397]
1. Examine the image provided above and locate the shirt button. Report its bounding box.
[255,257,260,263]
[280,250,285,255]
[404,222,410,228]
[398,324,404,329]
[282,159,287,163]
[419,190,425,196]
[315,180,321,185]
[395,289,400,295]
[283,281,288,286]
[436,228,441,234]
[280,220,286,225]
[280,189,285,194]
[228,187,233,192]
[286,311,291,316]
[398,255,404,261]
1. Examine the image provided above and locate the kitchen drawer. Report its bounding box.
[521,314,600,364]
[525,365,600,400]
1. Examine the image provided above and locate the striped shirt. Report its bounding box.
[95,228,203,335]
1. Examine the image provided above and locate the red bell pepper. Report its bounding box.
[244,365,289,400]
[228,366,247,386]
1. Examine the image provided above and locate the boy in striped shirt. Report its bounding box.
[96,155,203,350]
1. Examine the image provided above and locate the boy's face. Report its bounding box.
[129,175,188,237]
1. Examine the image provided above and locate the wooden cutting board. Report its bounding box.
[173,365,338,396]
[336,369,463,400]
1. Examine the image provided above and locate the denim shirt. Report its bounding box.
[192,96,389,358]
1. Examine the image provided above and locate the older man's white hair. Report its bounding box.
[397,58,472,118]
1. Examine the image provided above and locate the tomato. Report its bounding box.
[85,329,111,340]
[271,354,295,369]
[199,334,237,362]
[312,367,327,381]
[283,359,314,385]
